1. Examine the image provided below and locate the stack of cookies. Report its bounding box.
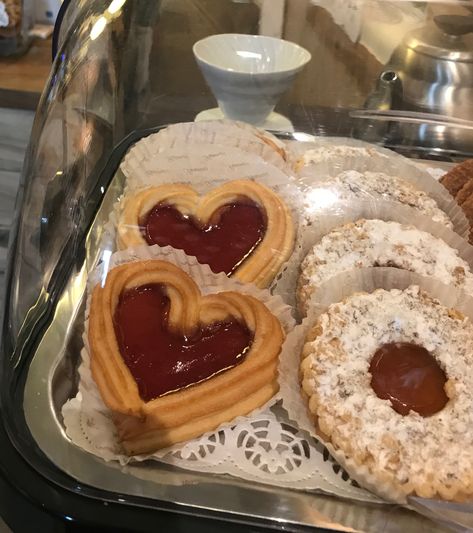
[84,121,297,455]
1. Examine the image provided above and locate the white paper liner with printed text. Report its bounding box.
[273,199,473,314]
[62,244,295,465]
[121,120,289,179]
[120,142,295,191]
[279,267,473,504]
[286,137,468,237]
[230,120,288,160]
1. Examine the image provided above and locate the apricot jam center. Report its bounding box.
[140,201,266,275]
[114,284,252,401]
[369,342,448,416]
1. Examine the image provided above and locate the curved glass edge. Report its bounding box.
[0,0,471,529]
[2,0,117,371]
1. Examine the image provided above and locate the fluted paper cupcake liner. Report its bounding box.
[279,267,473,504]
[121,120,290,181]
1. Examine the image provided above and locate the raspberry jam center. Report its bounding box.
[370,342,448,416]
[114,284,252,401]
[140,202,266,275]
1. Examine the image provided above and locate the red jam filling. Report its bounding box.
[113,284,252,401]
[369,342,448,417]
[140,201,266,275]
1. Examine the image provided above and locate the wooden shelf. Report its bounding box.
[0,37,51,110]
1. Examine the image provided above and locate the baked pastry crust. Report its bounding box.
[297,219,473,314]
[234,121,287,161]
[89,260,283,454]
[300,286,473,501]
[116,179,295,288]
[441,160,473,244]
[440,159,473,199]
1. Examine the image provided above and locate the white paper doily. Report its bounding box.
[63,371,381,503]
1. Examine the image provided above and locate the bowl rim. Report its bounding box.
[193,33,312,75]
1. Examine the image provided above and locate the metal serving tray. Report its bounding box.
[22,134,450,533]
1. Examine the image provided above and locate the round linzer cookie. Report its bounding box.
[308,170,452,228]
[297,219,473,314]
[440,159,473,199]
[300,286,473,501]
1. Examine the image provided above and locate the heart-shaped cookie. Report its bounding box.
[116,179,294,288]
[89,260,283,454]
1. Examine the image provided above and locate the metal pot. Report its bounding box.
[390,14,473,119]
[358,15,473,158]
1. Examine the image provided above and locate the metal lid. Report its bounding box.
[405,15,473,62]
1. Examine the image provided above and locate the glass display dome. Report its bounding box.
[0,1,472,531]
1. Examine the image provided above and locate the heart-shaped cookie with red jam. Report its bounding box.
[89,260,283,455]
[116,179,295,288]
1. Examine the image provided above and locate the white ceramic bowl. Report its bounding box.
[193,34,311,126]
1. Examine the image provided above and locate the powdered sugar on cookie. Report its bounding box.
[298,219,473,312]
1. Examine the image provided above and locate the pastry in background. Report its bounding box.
[295,145,388,172]
[89,260,284,454]
[305,171,452,229]
[440,159,473,199]
[236,121,288,161]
